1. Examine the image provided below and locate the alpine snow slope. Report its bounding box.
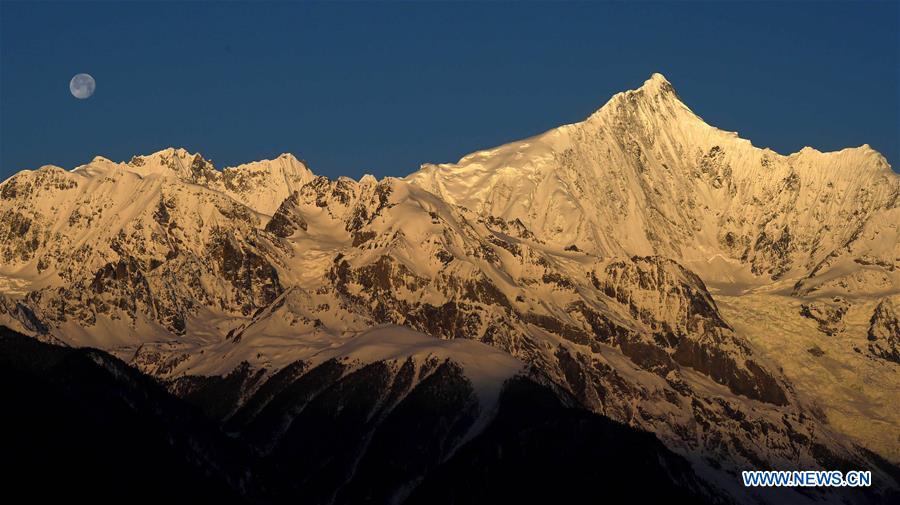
[1,74,898,504]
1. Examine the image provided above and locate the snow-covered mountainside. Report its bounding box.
[408,73,899,293]
[1,74,898,504]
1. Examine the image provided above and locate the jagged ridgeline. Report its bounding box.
[1,74,898,505]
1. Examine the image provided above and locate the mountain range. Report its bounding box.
[1,73,898,504]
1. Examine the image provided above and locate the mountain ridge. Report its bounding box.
[7,74,893,183]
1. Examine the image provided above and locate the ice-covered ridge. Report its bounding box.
[46,147,316,216]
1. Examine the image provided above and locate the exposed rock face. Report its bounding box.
[591,256,784,406]
[0,294,48,336]
[799,297,851,336]
[868,299,900,363]
[597,256,731,334]
[208,231,283,315]
[265,192,308,237]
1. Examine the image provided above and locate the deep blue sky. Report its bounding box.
[1,1,897,180]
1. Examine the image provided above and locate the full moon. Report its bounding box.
[69,73,96,99]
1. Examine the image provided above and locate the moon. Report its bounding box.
[69,73,96,99]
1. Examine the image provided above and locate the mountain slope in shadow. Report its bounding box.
[1,326,720,504]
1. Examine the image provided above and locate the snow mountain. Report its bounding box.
[1,74,898,505]
[408,73,899,293]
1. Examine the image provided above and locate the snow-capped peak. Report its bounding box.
[65,148,316,216]
[642,72,675,93]
[586,71,692,124]
[218,153,315,215]
[608,72,679,103]
[121,147,212,180]
[222,152,307,175]
[133,146,203,164]
[407,73,899,291]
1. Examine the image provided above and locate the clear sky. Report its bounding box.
[1,1,897,180]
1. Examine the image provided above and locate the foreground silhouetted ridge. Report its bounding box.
[0,325,721,504]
